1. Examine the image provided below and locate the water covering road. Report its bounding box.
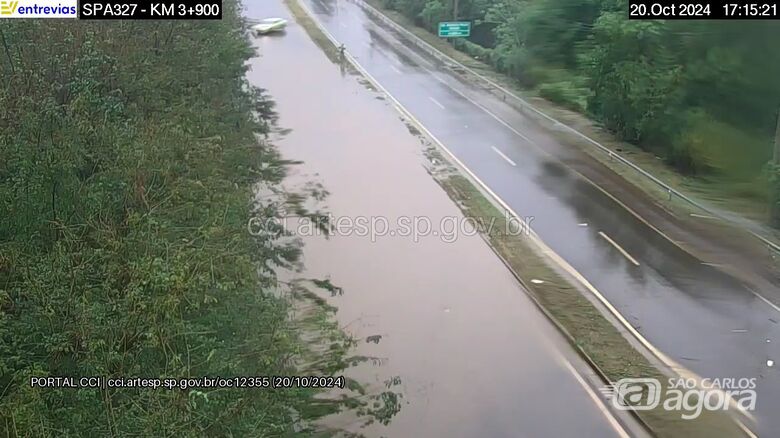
[245,0,639,435]
[294,0,778,434]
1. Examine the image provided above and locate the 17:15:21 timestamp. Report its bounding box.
[723,2,777,17]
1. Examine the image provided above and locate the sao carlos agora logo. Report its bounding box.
[1,1,19,15]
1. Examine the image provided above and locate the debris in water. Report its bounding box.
[366,335,383,344]
[768,359,775,367]
[531,279,544,284]
[443,307,451,313]
[578,223,588,227]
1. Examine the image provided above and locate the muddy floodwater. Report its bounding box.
[244,1,628,436]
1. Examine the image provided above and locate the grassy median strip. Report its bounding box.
[287,0,749,435]
[434,172,745,437]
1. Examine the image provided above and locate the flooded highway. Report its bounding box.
[244,0,637,436]
[268,0,780,434]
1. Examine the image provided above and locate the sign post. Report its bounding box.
[438,21,471,38]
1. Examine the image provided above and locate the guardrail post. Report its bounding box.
[668,189,673,201]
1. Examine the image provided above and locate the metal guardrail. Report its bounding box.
[352,0,780,256]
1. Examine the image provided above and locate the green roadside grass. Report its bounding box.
[0,5,360,435]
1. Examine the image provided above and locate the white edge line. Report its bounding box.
[748,286,780,314]
[491,146,516,167]
[428,96,445,109]
[295,1,757,431]
[559,357,630,438]
[738,420,760,438]
[598,231,640,267]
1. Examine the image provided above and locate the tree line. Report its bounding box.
[380,0,780,225]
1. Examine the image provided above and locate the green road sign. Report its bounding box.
[438,21,471,38]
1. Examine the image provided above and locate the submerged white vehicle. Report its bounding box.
[251,18,287,35]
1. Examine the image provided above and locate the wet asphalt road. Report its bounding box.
[282,0,780,433]
[245,1,639,436]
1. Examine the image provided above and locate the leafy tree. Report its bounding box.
[584,11,683,144]
[420,0,449,29]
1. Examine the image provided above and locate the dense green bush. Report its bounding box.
[538,81,585,112]
[452,38,493,63]
[0,2,351,435]
[670,110,770,176]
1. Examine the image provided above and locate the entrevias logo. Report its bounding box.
[0,0,76,17]
[1,1,19,14]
